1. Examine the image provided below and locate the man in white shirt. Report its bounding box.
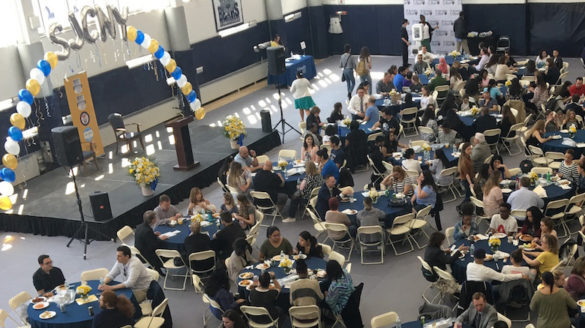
[419,46,435,64]
[466,248,526,282]
[488,203,518,235]
[501,249,533,282]
[99,245,153,302]
[474,47,489,72]
[507,177,544,213]
[348,86,368,120]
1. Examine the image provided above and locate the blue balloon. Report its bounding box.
[171,66,182,80]
[186,90,197,103]
[0,168,15,183]
[154,46,165,59]
[37,60,51,76]
[8,127,22,142]
[18,89,33,105]
[135,30,144,44]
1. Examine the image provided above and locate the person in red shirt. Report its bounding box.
[569,77,585,96]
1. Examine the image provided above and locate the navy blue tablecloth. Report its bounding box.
[451,238,519,283]
[390,146,459,168]
[155,218,219,252]
[338,192,412,228]
[403,320,466,328]
[502,176,573,205]
[431,55,467,67]
[28,280,136,328]
[542,130,585,158]
[338,122,377,139]
[267,55,317,86]
[276,162,306,195]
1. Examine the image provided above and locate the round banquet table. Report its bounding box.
[338,192,412,228]
[236,256,328,310]
[501,177,573,204]
[271,161,306,196]
[27,280,138,328]
[390,145,459,169]
[450,238,520,283]
[155,217,219,253]
[402,319,467,328]
[542,130,585,158]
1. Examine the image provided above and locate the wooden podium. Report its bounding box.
[165,116,199,170]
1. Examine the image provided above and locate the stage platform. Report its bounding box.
[0,119,280,241]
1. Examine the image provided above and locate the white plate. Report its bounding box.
[552,135,561,140]
[492,233,507,239]
[238,279,253,287]
[238,272,254,279]
[293,254,307,260]
[32,302,50,310]
[39,311,56,319]
[255,263,270,270]
[501,188,512,193]
[560,129,569,133]
[341,209,357,215]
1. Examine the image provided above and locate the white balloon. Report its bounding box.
[140,34,151,49]
[16,101,31,118]
[190,98,201,111]
[4,138,19,155]
[176,75,187,88]
[30,68,45,85]
[159,52,171,66]
[0,181,14,196]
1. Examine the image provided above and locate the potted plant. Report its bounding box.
[223,115,247,149]
[129,157,160,196]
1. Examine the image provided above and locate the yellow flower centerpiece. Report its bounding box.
[471,106,479,115]
[422,143,432,152]
[278,160,288,170]
[489,236,501,252]
[569,124,577,138]
[279,257,293,273]
[76,285,92,300]
[342,117,352,127]
[529,172,538,185]
[191,213,204,223]
[449,50,461,57]
[505,80,512,87]
[369,188,378,203]
[129,157,160,195]
[424,68,432,76]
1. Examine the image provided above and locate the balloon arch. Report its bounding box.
[0,25,205,211]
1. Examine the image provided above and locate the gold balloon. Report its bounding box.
[165,59,176,73]
[44,51,58,69]
[0,196,12,211]
[26,78,40,96]
[181,82,193,95]
[2,154,17,170]
[127,26,137,42]
[195,107,205,120]
[147,39,159,54]
[10,113,25,130]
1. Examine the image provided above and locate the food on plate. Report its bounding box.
[473,235,481,241]
[578,300,585,307]
[40,311,55,319]
[32,297,45,303]
[33,302,49,310]
[316,269,327,278]
[239,272,253,279]
[272,255,282,261]
[255,263,269,270]
[294,254,307,260]
[485,254,494,261]
[238,279,252,286]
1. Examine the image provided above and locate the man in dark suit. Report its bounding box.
[472,107,497,133]
[552,49,563,70]
[455,292,498,328]
[315,175,341,220]
[135,210,168,275]
[212,211,246,259]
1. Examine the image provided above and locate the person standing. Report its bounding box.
[290,72,316,121]
[401,19,410,67]
[420,15,438,52]
[340,44,357,101]
[453,12,470,55]
[357,47,372,94]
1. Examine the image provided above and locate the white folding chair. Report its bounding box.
[545,152,564,170]
[329,250,345,266]
[140,269,160,316]
[188,250,216,277]
[508,168,522,177]
[418,126,435,141]
[256,155,269,166]
[202,293,223,327]
[470,196,490,229]
[134,298,167,328]
[436,167,460,202]
[278,149,296,162]
[0,308,28,328]
[501,123,523,156]
[530,167,552,175]
[324,222,355,260]
[289,305,321,328]
[250,191,283,227]
[367,132,384,142]
[545,199,569,237]
[386,213,415,255]
[8,291,32,326]
[240,305,279,328]
[117,225,134,245]
[566,193,585,229]
[319,243,332,257]
[433,266,460,308]
[528,145,549,167]
[411,205,432,248]
[445,227,455,245]
[497,312,512,328]
[371,311,398,328]
[307,208,327,242]
[192,274,204,294]
[357,225,384,264]
[483,154,494,165]
[483,128,501,154]
[80,268,109,283]
[155,249,189,290]
[400,107,419,136]
[367,155,387,183]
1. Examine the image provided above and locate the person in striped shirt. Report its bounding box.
[558,149,579,183]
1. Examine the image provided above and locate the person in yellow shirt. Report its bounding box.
[270,34,281,47]
[523,233,559,275]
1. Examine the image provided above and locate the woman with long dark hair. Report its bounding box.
[499,104,517,138]
[92,291,134,328]
[529,271,576,328]
[517,206,544,241]
[325,260,354,315]
[508,78,523,100]
[328,102,344,123]
[204,269,245,318]
[489,155,511,179]
[531,72,549,109]
[420,105,437,142]
[227,238,256,283]
[301,134,319,162]
[458,142,474,202]
[221,309,247,328]
[411,169,438,212]
[295,231,323,258]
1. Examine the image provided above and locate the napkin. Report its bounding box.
[577,143,585,148]
[293,161,305,168]
[161,230,181,238]
[75,294,98,305]
[475,234,488,240]
[560,184,572,190]
[286,168,302,176]
[361,191,370,197]
[201,221,212,227]
[493,250,510,261]
[533,185,547,198]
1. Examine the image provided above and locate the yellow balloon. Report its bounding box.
[181,82,193,95]
[10,113,25,130]
[165,59,176,73]
[26,78,40,96]
[127,26,137,42]
[0,196,12,211]
[44,51,58,69]
[147,39,159,54]
[2,154,17,170]
[195,107,205,120]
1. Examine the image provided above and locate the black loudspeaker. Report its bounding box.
[260,109,272,132]
[89,191,113,221]
[267,46,286,75]
[51,126,83,166]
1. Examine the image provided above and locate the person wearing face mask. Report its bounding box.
[134,210,168,275]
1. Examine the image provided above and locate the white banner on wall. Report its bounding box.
[404,0,462,56]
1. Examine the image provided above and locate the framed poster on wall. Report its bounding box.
[213,0,244,31]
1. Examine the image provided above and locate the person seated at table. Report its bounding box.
[234,146,261,172]
[483,172,504,219]
[362,96,379,126]
[529,271,577,328]
[188,187,216,215]
[478,69,490,89]
[454,292,498,328]
[325,259,354,316]
[498,105,517,139]
[325,197,356,239]
[227,162,252,196]
[233,193,255,229]
[458,142,475,202]
[420,105,438,142]
[221,309,247,328]
[295,231,323,258]
[565,94,585,117]
[330,136,345,169]
[577,162,585,194]
[534,218,558,246]
[428,149,452,184]
[356,196,385,243]
[453,203,478,242]
[544,58,560,86]
[289,259,324,316]
[489,155,511,179]
[471,133,491,173]
[438,124,457,145]
[488,202,518,235]
[401,148,422,174]
[306,123,323,147]
[494,56,517,82]
[562,109,582,130]
[449,67,464,92]
[92,290,134,328]
[525,59,537,77]
[382,166,414,196]
[376,71,395,96]
[135,210,167,275]
[403,71,413,88]
[472,164,490,200]
[213,212,246,259]
[427,69,448,93]
[318,148,340,181]
[306,106,324,132]
[323,124,337,146]
[328,102,344,124]
[507,177,545,212]
[508,78,524,100]
[535,50,549,69]
[557,149,579,184]
[253,160,288,209]
[184,220,213,272]
[99,246,153,302]
[477,92,498,115]
[259,226,293,261]
[419,86,436,111]
[532,73,550,109]
[301,134,318,163]
[413,54,430,75]
[424,232,467,272]
[393,66,406,92]
[410,74,423,93]
[226,238,256,284]
[565,257,585,300]
[344,121,368,171]
[517,206,544,240]
[467,248,525,282]
[33,254,66,297]
[220,192,238,216]
[411,169,437,212]
[570,77,585,97]
[248,271,281,323]
[204,269,246,318]
[501,249,534,282]
[525,120,552,151]
[348,86,369,119]
[316,175,341,219]
[485,54,499,76]
[373,108,399,136]
[153,194,181,222]
[523,233,560,276]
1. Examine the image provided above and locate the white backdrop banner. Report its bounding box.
[404,0,462,56]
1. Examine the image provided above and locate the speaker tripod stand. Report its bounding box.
[65,166,110,260]
[272,83,300,144]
